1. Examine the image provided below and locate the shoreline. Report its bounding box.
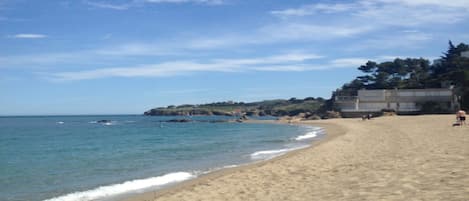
[122,120,346,201]
[122,115,469,201]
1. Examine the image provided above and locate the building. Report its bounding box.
[335,88,457,117]
[433,58,443,66]
[461,50,469,58]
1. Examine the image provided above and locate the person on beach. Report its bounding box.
[457,110,466,126]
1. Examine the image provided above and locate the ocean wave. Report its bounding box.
[199,164,240,175]
[88,121,116,126]
[295,131,318,141]
[43,172,195,201]
[294,127,325,141]
[250,146,307,160]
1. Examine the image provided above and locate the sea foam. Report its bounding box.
[43,172,195,201]
[294,127,324,141]
[250,146,307,160]
[295,131,318,140]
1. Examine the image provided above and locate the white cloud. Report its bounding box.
[48,62,234,81]
[185,23,377,49]
[242,0,469,50]
[355,2,468,26]
[330,58,369,68]
[83,1,131,10]
[145,0,224,5]
[0,52,93,68]
[0,32,327,70]
[47,53,326,81]
[83,0,224,9]
[375,55,438,61]
[251,57,373,72]
[271,0,469,26]
[0,16,28,22]
[402,30,419,33]
[260,23,374,41]
[93,43,172,56]
[375,0,469,10]
[213,53,323,66]
[186,36,246,49]
[271,3,355,17]
[0,43,174,69]
[346,32,433,51]
[11,34,47,39]
[5,0,466,75]
[44,54,383,81]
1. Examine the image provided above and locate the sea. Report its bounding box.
[0,115,325,201]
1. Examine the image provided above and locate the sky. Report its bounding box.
[1,0,469,115]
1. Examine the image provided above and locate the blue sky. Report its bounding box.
[1,0,469,115]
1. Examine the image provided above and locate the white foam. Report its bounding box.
[43,172,195,201]
[250,147,306,160]
[200,164,240,175]
[56,121,65,124]
[295,131,318,141]
[222,164,239,169]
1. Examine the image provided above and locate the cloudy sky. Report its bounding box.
[1,0,468,115]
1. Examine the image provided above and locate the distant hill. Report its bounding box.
[144,97,326,117]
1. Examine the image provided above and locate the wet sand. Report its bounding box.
[125,115,469,201]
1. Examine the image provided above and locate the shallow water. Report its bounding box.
[0,115,323,201]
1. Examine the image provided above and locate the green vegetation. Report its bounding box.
[145,41,469,117]
[335,41,469,109]
[144,97,325,117]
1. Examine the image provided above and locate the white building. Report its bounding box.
[461,50,469,58]
[336,88,457,117]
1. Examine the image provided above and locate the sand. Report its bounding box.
[125,115,469,201]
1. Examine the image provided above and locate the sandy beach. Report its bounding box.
[125,115,469,201]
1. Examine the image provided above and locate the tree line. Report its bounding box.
[333,41,469,110]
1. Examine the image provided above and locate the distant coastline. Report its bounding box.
[143,97,333,119]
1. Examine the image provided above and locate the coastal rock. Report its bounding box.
[166,119,192,123]
[245,110,259,116]
[97,120,111,123]
[278,116,293,121]
[258,111,267,116]
[304,114,321,120]
[322,111,341,119]
[296,113,307,118]
[211,110,233,116]
[206,119,233,123]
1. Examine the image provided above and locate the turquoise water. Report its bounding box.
[0,115,323,201]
